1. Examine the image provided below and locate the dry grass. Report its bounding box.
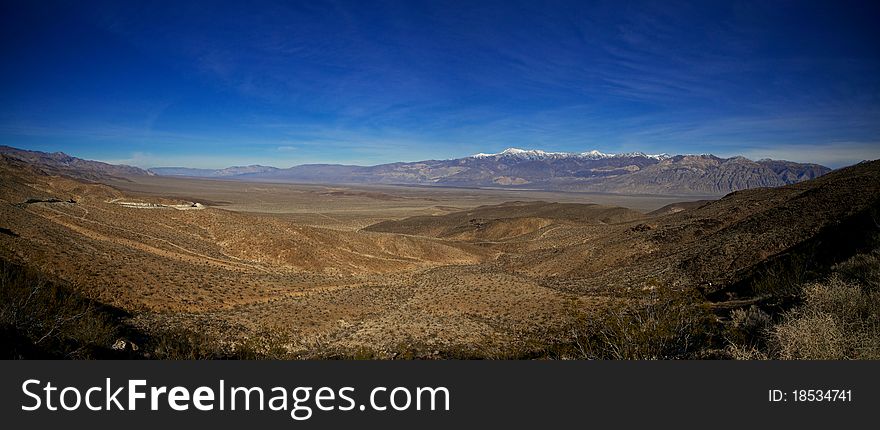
[727,249,880,360]
[770,276,880,359]
[0,260,120,359]
[568,287,717,360]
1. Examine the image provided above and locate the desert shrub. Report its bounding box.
[234,327,298,359]
[726,245,880,360]
[142,327,230,359]
[748,253,812,298]
[769,276,880,359]
[832,249,880,292]
[726,305,772,350]
[570,288,716,360]
[0,260,119,359]
[143,325,304,360]
[725,342,768,360]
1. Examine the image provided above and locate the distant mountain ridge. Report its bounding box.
[151,147,830,195]
[149,165,279,177]
[0,145,831,195]
[469,147,670,160]
[0,145,152,181]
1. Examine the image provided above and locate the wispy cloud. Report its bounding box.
[2,1,878,168]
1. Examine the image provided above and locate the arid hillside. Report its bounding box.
[365,201,646,240]
[0,145,151,181]
[1,153,877,359]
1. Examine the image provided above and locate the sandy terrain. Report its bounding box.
[106,176,713,231]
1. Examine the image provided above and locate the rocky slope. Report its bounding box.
[578,155,828,194]
[0,145,152,181]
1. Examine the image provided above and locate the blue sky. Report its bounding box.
[1,0,879,168]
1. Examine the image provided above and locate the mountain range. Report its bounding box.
[151,147,831,195]
[1,145,831,195]
[0,145,152,181]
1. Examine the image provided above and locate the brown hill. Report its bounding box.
[364,201,646,241]
[0,155,490,313]
[507,160,880,295]
[647,200,712,216]
[0,146,152,181]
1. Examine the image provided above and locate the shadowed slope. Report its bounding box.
[364,201,646,241]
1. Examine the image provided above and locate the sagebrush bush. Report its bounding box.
[143,327,230,359]
[727,246,880,360]
[769,276,880,359]
[832,249,880,292]
[570,288,716,360]
[728,305,772,348]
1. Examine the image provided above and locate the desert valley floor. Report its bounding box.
[2,158,879,358]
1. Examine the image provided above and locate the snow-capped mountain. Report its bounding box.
[471,147,670,161]
[147,147,831,196]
